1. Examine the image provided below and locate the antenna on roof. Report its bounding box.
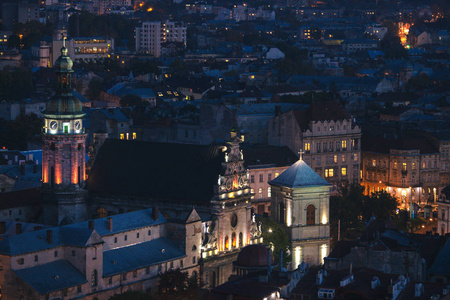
[298,149,304,161]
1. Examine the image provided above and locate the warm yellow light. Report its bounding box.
[322,214,327,224]
[147,7,152,11]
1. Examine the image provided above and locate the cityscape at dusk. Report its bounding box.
[0,0,449,298]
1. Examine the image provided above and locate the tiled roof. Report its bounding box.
[0,227,94,256]
[269,159,330,188]
[0,208,166,256]
[103,238,185,277]
[428,238,450,276]
[14,260,87,295]
[87,140,225,203]
[67,208,166,236]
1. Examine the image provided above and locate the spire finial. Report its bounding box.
[298,149,304,161]
[61,35,68,56]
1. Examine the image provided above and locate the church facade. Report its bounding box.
[36,43,263,291]
[269,157,331,268]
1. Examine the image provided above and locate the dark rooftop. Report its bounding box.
[87,140,225,203]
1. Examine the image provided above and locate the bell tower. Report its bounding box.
[41,38,87,225]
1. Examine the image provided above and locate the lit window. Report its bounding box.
[304,143,311,152]
[342,140,347,149]
[120,133,124,140]
[275,173,279,178]
[402,163,407,171]
[325,168,334,177]
[126,133,129,140]
[132,132,136,140]
[268,187,271,198]
[334,155,338,163]
[372,159,376,167]
[341,167,347,176]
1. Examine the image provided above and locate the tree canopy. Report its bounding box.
[256,215,291,267]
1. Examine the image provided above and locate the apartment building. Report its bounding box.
[135,21,187,57]
[361,134,440,211]
[268,101,362,189]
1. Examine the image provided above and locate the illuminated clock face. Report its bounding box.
[50,121,57,130]
[230,213,238,227]
[75,121,81,131]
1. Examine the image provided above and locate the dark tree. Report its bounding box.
[256,215,291,267]
[86,78,103,100]
[5,113,43,150]
[157,269,198,299]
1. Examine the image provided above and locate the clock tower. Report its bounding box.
[41,40,87,225]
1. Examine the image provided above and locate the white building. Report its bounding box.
[0,208,202,299]
[365,24,387,40]
[52,37,114,65]
[135,21,187,57]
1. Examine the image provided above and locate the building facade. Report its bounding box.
[0,207,201,299]
[268,101,361,189]
[269,158,331,268]
[361,135,441,212]
[135,21,187,57]
[52,37,114,66]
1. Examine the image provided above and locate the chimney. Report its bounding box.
[34,226,42,231]
[0,222,5,234]
[15,223,22,234]
[88,220,95,230]
[47,230,53,244]
[107,217,113,231]
[152,207,159,221]
[275,105,281,116]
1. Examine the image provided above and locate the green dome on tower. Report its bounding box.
[44,38,83,117]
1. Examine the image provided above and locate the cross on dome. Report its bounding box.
[298,149,304,161]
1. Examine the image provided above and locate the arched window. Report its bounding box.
[192,245,197,251]
[232,232,236,248]
[210,271,216,289]
[225,236,229,250]
[192,271,198,285]
[239,232,243,247]
[96,207,107,219]
[92,269,98,287]
[306,205,315,225]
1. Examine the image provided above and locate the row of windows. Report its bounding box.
[304,140,359,154]
[119,132,136,140]
[224,232,244,250]
[323,167,347,178]
[250,173,279,183]
[113,229,152,244]
[17,249,76,265]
